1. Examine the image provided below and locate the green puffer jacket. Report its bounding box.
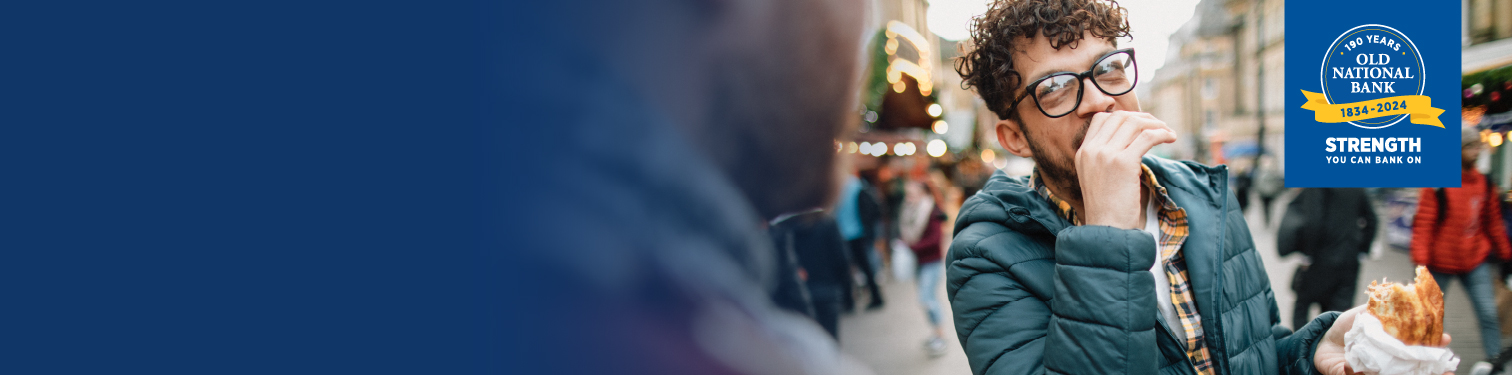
[946,156,1339,375]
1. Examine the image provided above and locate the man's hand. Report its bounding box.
[1313,305,1454,375]
[1077,111,1177,229]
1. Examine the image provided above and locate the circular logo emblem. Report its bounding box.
[1319,24,1424,129]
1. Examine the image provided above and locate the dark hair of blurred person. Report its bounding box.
[510,0,872,374]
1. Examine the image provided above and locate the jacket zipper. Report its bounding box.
[1212,165,1229,374]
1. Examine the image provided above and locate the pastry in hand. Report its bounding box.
[1365,265,1445,346]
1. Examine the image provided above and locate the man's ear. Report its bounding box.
[995,119,1033,158]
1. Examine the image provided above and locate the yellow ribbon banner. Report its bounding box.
[1300,90,1444,127]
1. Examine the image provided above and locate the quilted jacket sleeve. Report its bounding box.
[1045,226,1160,374]
[949,224,1159,375]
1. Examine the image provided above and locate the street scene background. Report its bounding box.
[828,0,1512,372]
[838,190,1499,375]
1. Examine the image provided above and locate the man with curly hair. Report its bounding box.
[944,1,1450,374]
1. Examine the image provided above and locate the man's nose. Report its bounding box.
[1074,77,1117,116]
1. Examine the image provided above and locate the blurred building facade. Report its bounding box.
[1141,0,1512,184]
[1463,0,1512,188]
[844,0,937,174]
[845,0,1013,185]
[1146,0,1285,175]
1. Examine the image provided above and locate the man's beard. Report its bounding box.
[1023,118,1091,203]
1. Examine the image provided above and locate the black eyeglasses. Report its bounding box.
[1012,48,1137,118]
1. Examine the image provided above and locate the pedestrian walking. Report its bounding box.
[768,213,816,319]
[1234,165,1253,213]
[899,179,948,357]
[771,209,855,339]
[1278,188,1378,330]
[1254,155,1285,226]
[1412,126,1512,361]
[878,159,907,250]
[837,171,885,310]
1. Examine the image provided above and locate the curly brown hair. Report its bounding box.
[956,0,1130,121]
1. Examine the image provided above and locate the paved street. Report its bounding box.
[842,190,1501,374]
[839,269,972,375]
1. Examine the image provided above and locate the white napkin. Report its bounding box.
[1344,313,1459,375]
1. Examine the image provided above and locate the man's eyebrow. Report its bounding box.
[1022,47,1119,89]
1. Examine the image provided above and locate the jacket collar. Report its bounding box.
[959,156,1235,359]
[954,171,1071,241]
[960,156,1229,238]
[1028,164,1188,227]
[1145,157,1233,369]
[961,154,1233,365]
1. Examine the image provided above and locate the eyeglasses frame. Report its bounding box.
[1011,48,1138,119]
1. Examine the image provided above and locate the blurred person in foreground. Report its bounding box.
[1277,188,1378,330]
[1411,126,1512,361]
[837,165,885,310]
[513,0,872,373]
[899,173,949,356]
[770,209,855,339]
[943,1,1448,374]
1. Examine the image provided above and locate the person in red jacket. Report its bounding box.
[899,176,948,357]
[1412,126,1512,360]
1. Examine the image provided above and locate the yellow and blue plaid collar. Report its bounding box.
[1027,164,1211,375]
[1027,164,1181,225]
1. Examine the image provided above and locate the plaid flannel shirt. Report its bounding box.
[1029,165,1215,375]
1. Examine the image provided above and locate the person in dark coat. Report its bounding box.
[768,216,816,319]
[837,172,885,310]
[1254,156,1285,226]
[1278,188,1378,330]
[1233,166,1252,213]
[771,209,854,339]
[877,160,907,249]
